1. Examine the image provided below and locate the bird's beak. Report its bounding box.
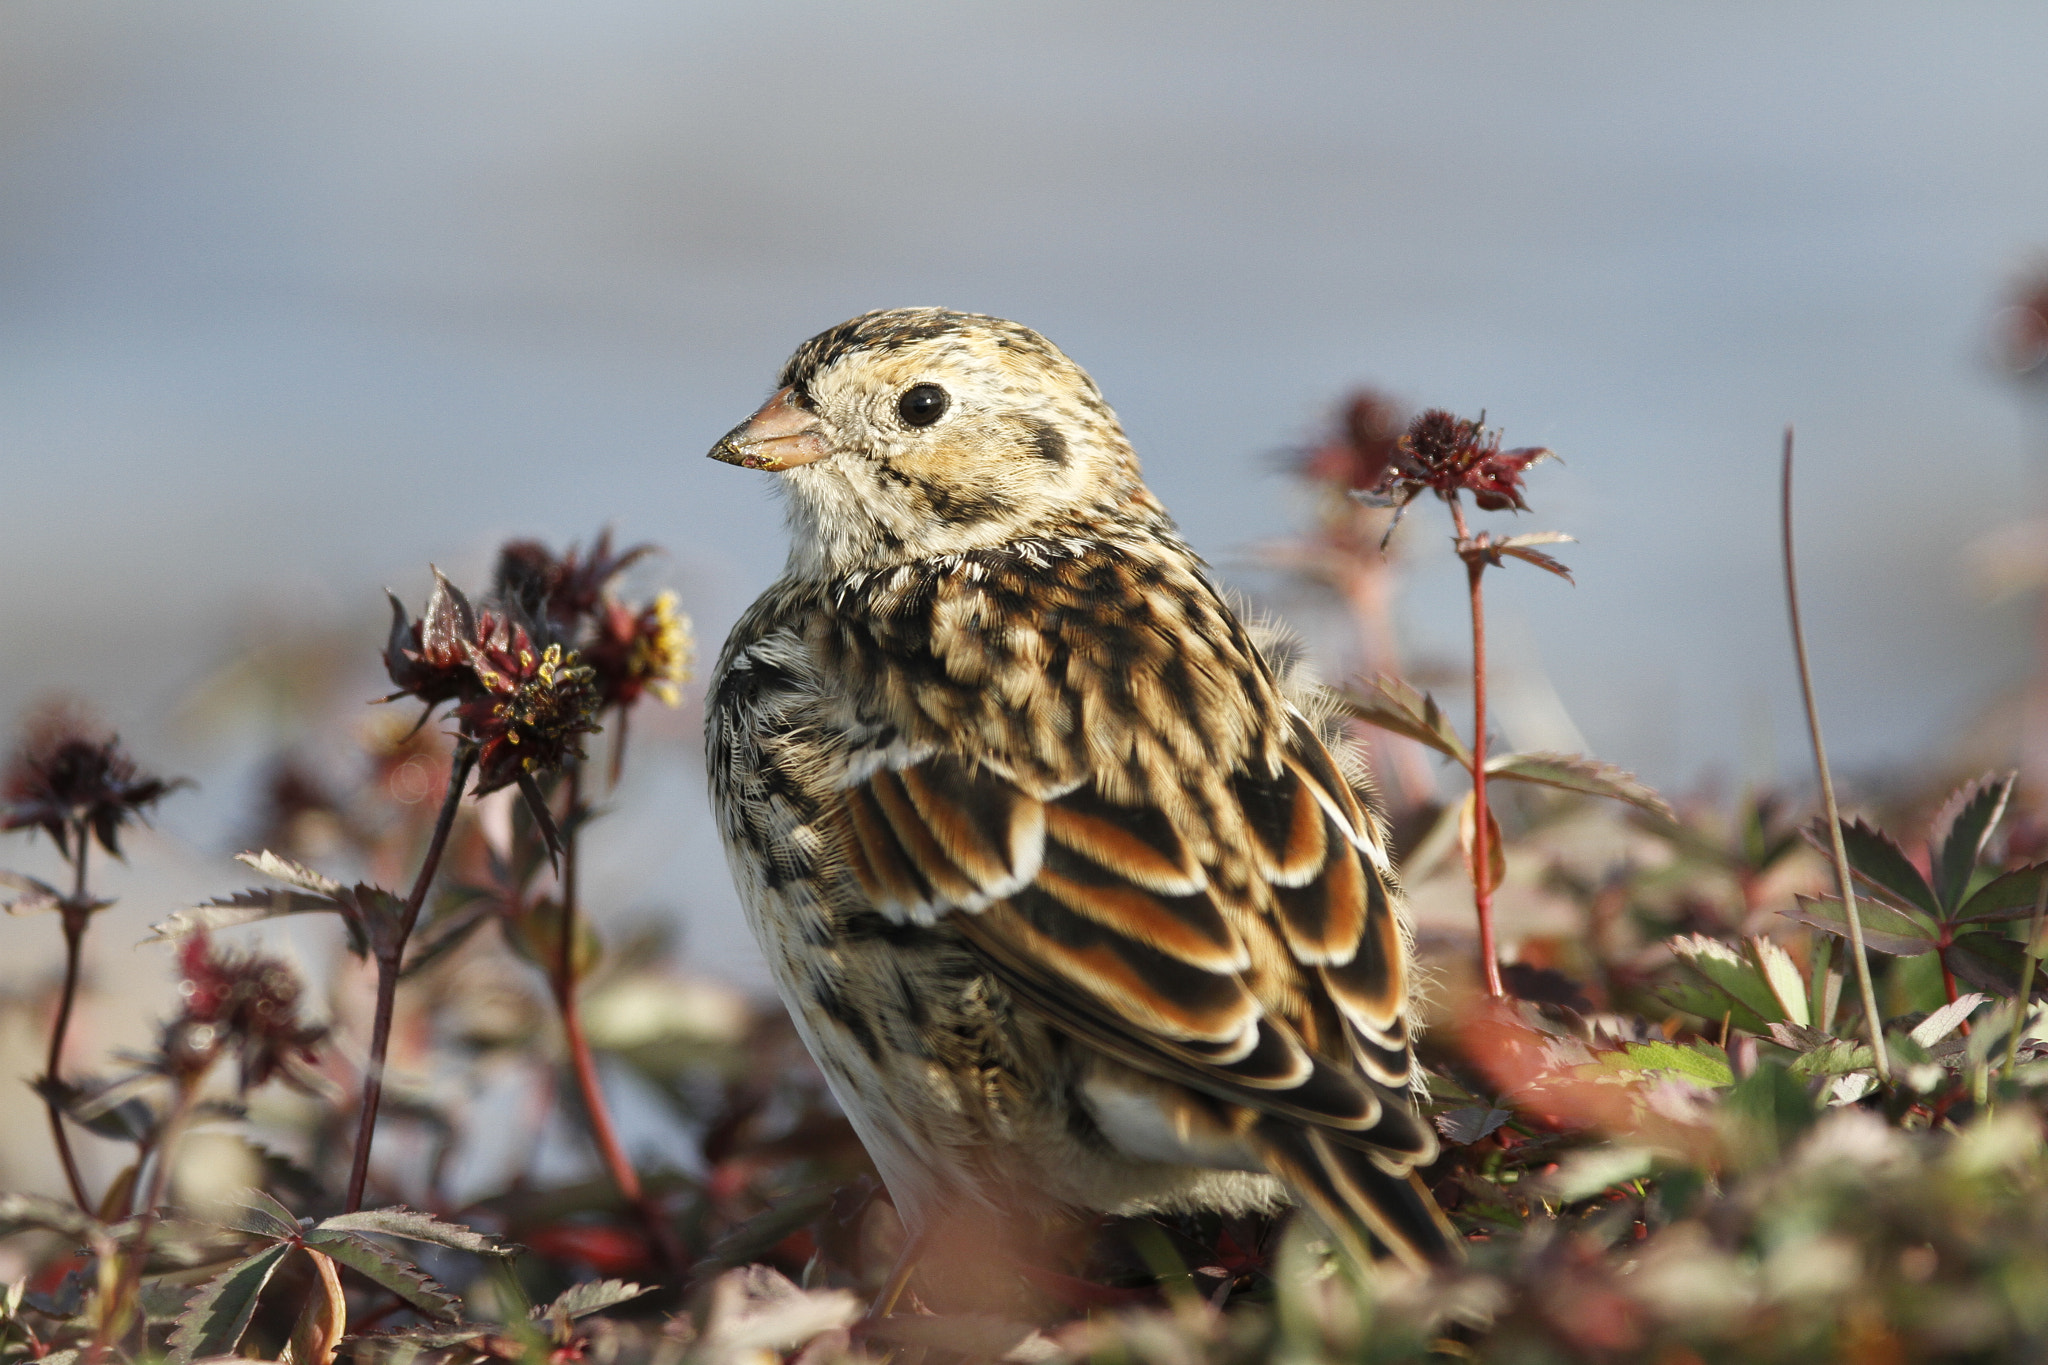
[708,387,832,471]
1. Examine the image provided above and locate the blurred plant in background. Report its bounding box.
[3,359,2048,1363]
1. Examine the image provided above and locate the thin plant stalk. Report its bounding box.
[2001,874,2048,1081]
[43,819,93,1212]
[550,765,684,1273]
[1450,497,1506,998]
[345,744,477,1212]
[1781,428,1890,1082]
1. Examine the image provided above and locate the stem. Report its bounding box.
[44,824,93,1211]
[345,746,476,1212]
[1450,499,1505,998]
[1781,429,1889,1082]
[2001,873,2048,1081]
[89,1077,200,1365]
[550,765,684,1274]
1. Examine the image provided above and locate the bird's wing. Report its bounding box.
[835,707,1455,1268]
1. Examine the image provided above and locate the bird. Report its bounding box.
[703,308,1455,1298]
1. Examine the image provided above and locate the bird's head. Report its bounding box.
[710,308,1162,577]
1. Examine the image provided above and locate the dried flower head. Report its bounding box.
[1359,408,1554,516]
[455,620,604,795]
[167,931,324,1091]
[1,705,186,857]
[586,591,694,710]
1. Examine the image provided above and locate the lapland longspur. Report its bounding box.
[705,309,1454,1286]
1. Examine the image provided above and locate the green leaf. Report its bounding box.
[1785,896,1940,956]
[1586,1040,1734,1088]
[1667,935,1786,1030]
[1787,1036,1872,1077]
[1654,978,1773,1036]
[538,1280,653,1322]
[302,1228,461,1320]
[1832,819,1941,919]
[167,1241,292,1364]
[1484,751,1674,821]
[1334,676,1470,767]
[1956,863,2048,924]
[1932,774,2014,914]
[314,1206,515,1257]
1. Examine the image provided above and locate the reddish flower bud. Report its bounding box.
[169,931,325,1092]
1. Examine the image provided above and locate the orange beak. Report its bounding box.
[707,387,832,471]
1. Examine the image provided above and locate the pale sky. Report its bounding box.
[4,1,2048,991]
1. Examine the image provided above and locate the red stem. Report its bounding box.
[1451,500,1505,998]
[551,765,685,1274]
[44,825,94,1211]
[346,746,476,1212]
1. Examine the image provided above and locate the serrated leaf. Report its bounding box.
[1932,774,2014,914]
[301,1229,460,1320]
[1786,1036,1872,1077]
[1434,1106,1512,1145]
[147,888,352,949]
[1829,819,1941,919]
[221,1190,302,1242]
[138,1279,197,1325]
[1600,1040,1735,1088]
[1497,542,1575,581]
[1957,863,2048,923]
[236,850,346,899]
[1667,935,1785,1030]
[538,1280,652,1322]
[1785,896,1940,956]
[168,1241,292,1364]
[1748,936,1811,1029]
[314,1206,514,1257]
[0,1193,101,1242]
[1910,993,1987,1048]
[1334,676,1470,767]
[1485,751,1674,820]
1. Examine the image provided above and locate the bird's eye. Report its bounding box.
[897,383,949,428]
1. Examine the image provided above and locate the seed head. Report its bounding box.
[1360,408,1554,516]
[1,705,186,858]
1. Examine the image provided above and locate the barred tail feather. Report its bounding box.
[1249,1117,1459,1272]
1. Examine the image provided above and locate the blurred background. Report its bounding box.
[5,2,2048,1195]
